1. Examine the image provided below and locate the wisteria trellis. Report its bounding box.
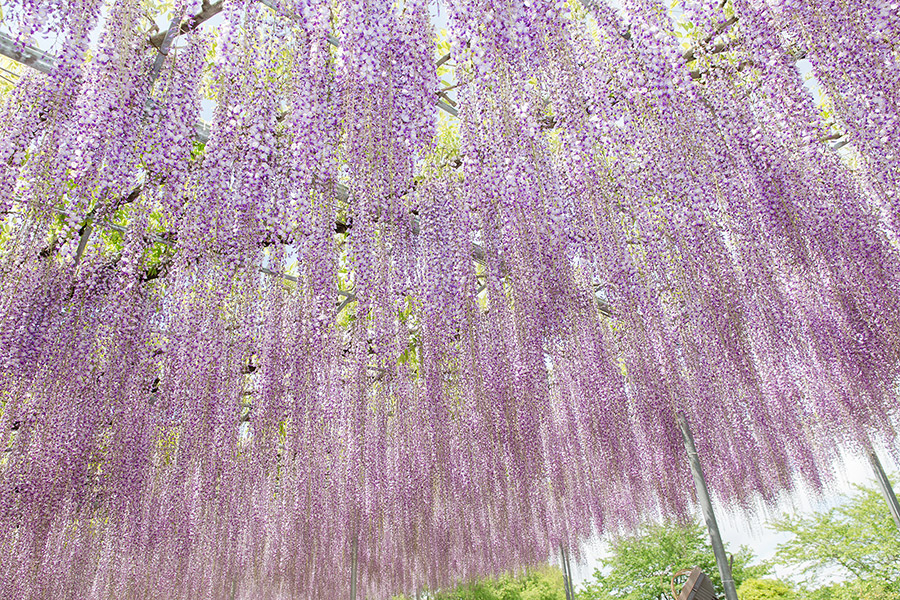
[0,0,898,598]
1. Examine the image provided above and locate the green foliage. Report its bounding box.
[190,139,206,161]
[769,478,900,591]
[737,578,796,600]
[428,566,566,600]
[0,57,24,94]
[140,0,177,35]
[435,29,452,78]
[802,580,900,600]
[576,521,769,600]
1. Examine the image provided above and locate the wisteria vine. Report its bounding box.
[0,0,897,598]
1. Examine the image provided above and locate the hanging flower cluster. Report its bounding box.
[0,0,898,598]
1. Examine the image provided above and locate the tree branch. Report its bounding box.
[682,16,739,63]
[149,1,223,49]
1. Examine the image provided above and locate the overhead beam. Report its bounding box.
[0,32,55,74]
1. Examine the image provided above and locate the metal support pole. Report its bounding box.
[563,546,576,600]
[676,412,738,600]
[560,543,573,600]
[867,448,900,531]
[350,536,359,600]
[74,218,94,265]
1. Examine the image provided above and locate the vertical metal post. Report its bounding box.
[867,448,900,531]
[563,545,576,600]
[350,536,359,600]
[676,412,738,600]
[560,543,573,600]
[74,216,94,265]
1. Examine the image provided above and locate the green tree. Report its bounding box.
[736,578,796,600]
[428,565,566,600]
[769,479,900,592]
[802,580,900,600]
[576,520,769,600]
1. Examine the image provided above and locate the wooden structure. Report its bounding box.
[671,567,718,600]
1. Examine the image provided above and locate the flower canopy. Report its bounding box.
[0,0,897,598]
